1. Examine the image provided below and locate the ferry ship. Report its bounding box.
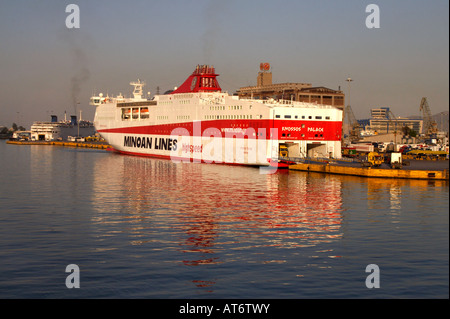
[91,65,343,166]
[30,114,95,141]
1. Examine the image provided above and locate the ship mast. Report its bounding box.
[130,79,145,100]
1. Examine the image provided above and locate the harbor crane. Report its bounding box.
[386,110,400,147]
[345,104,361,142]
[419,97,438,136]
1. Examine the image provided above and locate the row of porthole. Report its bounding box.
[275,114,331,120]
[209,105,243,111]
[205,114,253,120]
[281,133,324,138]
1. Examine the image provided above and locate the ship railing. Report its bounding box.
[256,99,336,109]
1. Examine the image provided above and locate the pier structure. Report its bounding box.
[289,162,448,180]
[6,140,110,150]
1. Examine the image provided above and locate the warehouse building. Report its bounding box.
[235,63,345,110]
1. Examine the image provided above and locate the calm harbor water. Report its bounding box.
[0,140,448,299]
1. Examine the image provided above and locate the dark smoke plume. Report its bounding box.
[70,46,90,114]
[202,0,228,63]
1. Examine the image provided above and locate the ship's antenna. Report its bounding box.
[130,79,145,100]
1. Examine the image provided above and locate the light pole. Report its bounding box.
[346,77,353,107]
[344,77,354,141]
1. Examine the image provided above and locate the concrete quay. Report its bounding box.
[289,160,449,180]
[6,140,110,150]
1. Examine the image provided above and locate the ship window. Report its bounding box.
[295,115,298,119]
[132,108,139,119]
[301,124,305,128]
[140,107,149,119]
[275,115,280,118]
[122,108,131,120]
[326,116,330,120]
[302,115,305,119]
[308,116,312,119]
[284,115,291,119]
[315,116,322,119]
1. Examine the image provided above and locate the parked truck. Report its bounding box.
[389,152,402,169]
[362,152,384,167]
[279,145,288,157]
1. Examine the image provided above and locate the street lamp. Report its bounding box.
[346,77,353,107]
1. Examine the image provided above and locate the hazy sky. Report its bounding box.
[0,0,448,128]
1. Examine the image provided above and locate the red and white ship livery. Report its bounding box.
[91,65,343,166]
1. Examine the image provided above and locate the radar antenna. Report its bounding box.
[130,79,145,100]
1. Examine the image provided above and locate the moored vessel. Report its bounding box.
[91,65,343,166]
[30,114,95,141]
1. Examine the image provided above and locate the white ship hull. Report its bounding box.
[92,66,343,167]
[30,118,95,141]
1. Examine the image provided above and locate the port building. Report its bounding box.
[235,63,345,109]
[358,107,423,135]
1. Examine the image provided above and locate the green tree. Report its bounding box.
[402,125,417,138]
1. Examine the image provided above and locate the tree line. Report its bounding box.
[0,123,27,136]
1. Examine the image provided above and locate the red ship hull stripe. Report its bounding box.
[97,119,342,141]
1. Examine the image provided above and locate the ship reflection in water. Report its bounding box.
[89,154,447,296]
[91,155,343,276]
